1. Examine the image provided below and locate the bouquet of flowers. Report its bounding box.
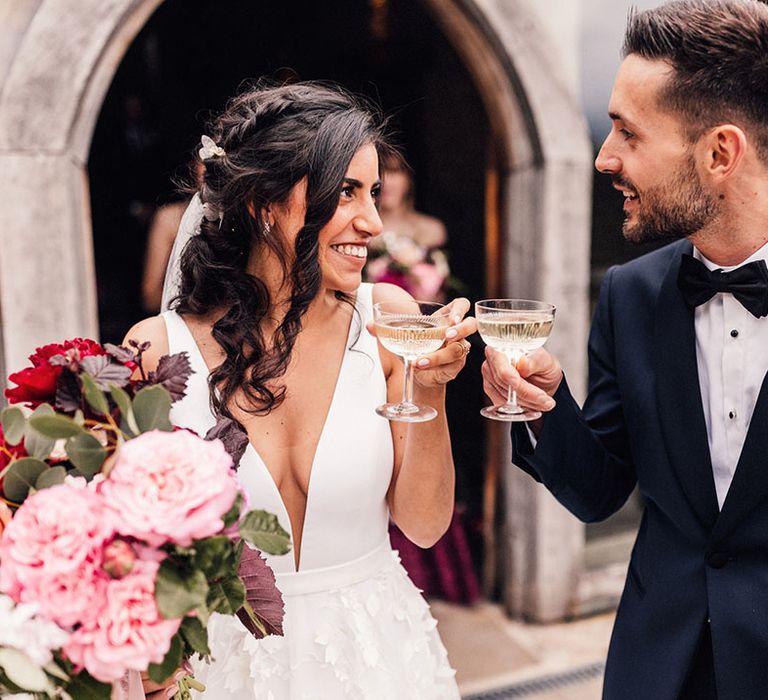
[0,338,290,699]
[364,231,453,302]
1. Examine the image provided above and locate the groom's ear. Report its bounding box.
[699,124,747,184]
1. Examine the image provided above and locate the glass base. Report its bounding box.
[480,404,542,422]
[376,402,437,423]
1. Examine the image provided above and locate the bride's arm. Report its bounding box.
[372,283,476,548]
[121,315,169,376]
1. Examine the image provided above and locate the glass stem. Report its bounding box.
[402,357,415,406]
[507,351,522,408]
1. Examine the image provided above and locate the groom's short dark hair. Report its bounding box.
[623,0,768,163]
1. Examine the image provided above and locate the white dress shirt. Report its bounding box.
[694,241,768,508]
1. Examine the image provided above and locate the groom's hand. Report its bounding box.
[481,347,562,412]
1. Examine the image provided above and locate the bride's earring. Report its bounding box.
[263,219,272,235]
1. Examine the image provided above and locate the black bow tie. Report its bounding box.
[677,253,768,318]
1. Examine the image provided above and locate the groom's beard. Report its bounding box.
[619,156,719,245]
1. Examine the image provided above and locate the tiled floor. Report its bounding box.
[431,600,614,699]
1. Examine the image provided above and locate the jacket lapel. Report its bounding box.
[711,372,768,542]
[654,242,720,532]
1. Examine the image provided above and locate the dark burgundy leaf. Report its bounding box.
[80,355,132,390]
[55,368,82,413]
[146,352,192,402]
[236,546,285,638]
[104,343,137,365]
[205,417,249,468]
[127,339,151,352]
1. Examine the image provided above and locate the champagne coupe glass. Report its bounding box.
[476,299,556,422]
[374,300,452,422]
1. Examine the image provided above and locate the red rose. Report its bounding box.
[28,338,106,367]
[4,338,107,408]
[4,364,62,407]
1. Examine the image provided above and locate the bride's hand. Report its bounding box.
[413,297,476,389]
[142,667,185,699]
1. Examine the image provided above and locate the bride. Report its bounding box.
[126,82,475,699]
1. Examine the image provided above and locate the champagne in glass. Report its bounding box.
[476,299,555,421]
[374,300,451,422]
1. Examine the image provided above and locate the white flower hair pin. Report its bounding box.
[201,202,223,225]
[199,134,226,161]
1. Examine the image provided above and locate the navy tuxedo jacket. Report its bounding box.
[512,239,768,700]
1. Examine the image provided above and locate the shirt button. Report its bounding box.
[730,329,739,338]
[729,410,736,419]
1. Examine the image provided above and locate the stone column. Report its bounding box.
[426,0,593,621]
[0,0,161,379]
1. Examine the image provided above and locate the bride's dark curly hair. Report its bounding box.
[173,82,394,419]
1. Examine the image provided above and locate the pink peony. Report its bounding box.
[31,560,108,629]
[99,430,238,547]
[0,483,114,627]
[408,262,446,301]
[377,270,411,291]
[102,539,137,579]
[63,558,181,682]
[364,255,391,282]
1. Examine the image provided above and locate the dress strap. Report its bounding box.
[160,310,210,379]
[357,282,374,317]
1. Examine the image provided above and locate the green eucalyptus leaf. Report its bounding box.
[64,670,113,700]
[155,561,209,619]
[193,535,236,580]
[148,634,183,684]
[80,372,110,416]
[73,409,85,426]
[109,384,139,436]
[35,465,67,490]
[28,414,84,439]
[0,407,26,446]
[23,404,55,460]
[222,492,244,529]
[206,574,245,615]
[180,617,211,657]
[65,433,107,477]
[3,457,48,502]
[239,509,292,556]
[195,602,211,627]
[133,385,173,433]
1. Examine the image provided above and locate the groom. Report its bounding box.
[482,1,768,698]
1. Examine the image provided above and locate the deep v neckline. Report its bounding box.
[172,300,357,572]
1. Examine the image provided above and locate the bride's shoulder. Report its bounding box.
[371,282,414,305]
[122,315,168,374]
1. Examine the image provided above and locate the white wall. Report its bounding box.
[523,0,583,97]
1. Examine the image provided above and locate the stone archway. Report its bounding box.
[422,0,593,622]
[0,0,592,621]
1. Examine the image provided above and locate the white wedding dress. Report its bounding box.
[162,283,459,699]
